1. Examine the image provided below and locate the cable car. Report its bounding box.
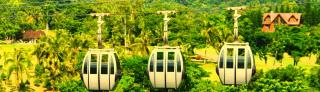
[81,49,121,90]
[216,7,256,85]
[216,43,256,85]
[81,13,121,90]
[148,46,184,89]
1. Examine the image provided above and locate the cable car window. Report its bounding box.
[247,51,252,68]
[238,49,245,69]
[114,53,120,71]
[110,55,114,74]
[177,53,181,72]
[219,50,224,68]
[157,52,164,72]
[167,52,175,72]
[227,48,233,68]
[150,54,154,72]
[101,54,108,74]
[90,54,98,74]
[84,57,88,74]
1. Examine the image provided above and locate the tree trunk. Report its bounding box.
[293,57,298,66]
[264,57,268,65]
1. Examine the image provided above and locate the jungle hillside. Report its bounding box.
[0,0,320,91]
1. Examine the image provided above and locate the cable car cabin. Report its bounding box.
[216,43,256,85]
[81,49,121,90]
[148,46,184,89]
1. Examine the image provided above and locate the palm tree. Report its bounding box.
[4,49,32,90]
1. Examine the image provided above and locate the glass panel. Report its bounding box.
[101,54,108,74]
[238,49,245,69]
[84,55,89,74]
[219,50,224,68]
[226,48,233,68]
[167,61,174,72]
[110,56,114,74]
[157,52,164,72]
[114,53,120,71]
[157,52,163,60]
[168,52,175,60]
[90,54,97,74]
[84,60,88,74]
[150,54,154,72]
[177,53,181,72]
[168,52,175,72]
[247,50,252,68]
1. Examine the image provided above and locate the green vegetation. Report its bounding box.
[0,0,320,91]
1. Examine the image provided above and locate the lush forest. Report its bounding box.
[0,0,320,91]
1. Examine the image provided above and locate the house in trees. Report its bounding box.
[262,13,301,32]
[23,30,46,43]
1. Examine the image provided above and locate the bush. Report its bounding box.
[316,56,320,65]
[34,64,43,77]
[33,79,42,87]
[264,65,306,81]
[121,55,149,83]
[115,55,151,91]
[250,65,309,91]
[190,80,215,92]
[114,76,135,91]
[309,66,320,89]
[177,60,210,91]
[54,79,87,92]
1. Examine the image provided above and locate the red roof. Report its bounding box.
[23,30,46,40]
[263,13,301,25]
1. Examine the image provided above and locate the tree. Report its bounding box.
[4,49,32,91]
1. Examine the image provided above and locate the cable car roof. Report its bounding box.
[88,48,115,53]
[224,42,249,46]
[154,46,180,49]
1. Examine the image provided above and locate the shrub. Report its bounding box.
[114,55,151,91]
[114,76,135,91]
[190,80,215,92]
[177,60,210,91]
[252,78,308,91]
[309,66,320,89]
[251,65,309,91]
[316,56,320,65]
[34,64,43,77]
[264,65,306,81]
[54,79,87,92]
[33,79,41,87]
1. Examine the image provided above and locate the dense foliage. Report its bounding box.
[0,0,319,64]
[0,0,320,91]
[309,66,320,90]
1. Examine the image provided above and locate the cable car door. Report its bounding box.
[236,47,246,84]
[89,53,99,90]
[100,53,109,90]
[155,51,165,88]
[109,54,116,90]
[225,48,235,84]
[166,51,175,88]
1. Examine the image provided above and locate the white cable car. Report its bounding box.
[81,49,121,90]
[81,13,121,90]
[216,7,256,85]
[148,46,184,89]
[216,43,256,85]
[148,10,184,89]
